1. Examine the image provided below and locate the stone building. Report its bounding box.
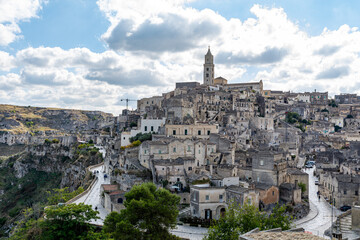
[225,185,259,208]
[254,183,279,210]
[190,186,226,220]
[137,96,164,114]
[165,123,219,139]
[139,138,217,168]
[251,149,288,186]
[100,184,126,213]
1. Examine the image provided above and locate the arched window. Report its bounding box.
[118,198,123,204]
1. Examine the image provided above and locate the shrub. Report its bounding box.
[9,206,21,218]
[192,179,210,185]
[132,140,141,147]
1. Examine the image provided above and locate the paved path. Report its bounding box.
[170,225,208,240]
[73,164,110,225]
[296,167,341,238]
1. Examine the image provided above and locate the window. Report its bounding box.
[188,167,192,171]
[356,191,359,196]
[159,150,161,154]
[272,191,275,196]
[173,130,176,135]
[193,209,196,214]
[144,150,147,154]
[173,147,176,153]
[219,194,223,202]
[145,126,148,131]
[187,145,191,152]
[260,160,264,166]
[198,149,201,154]
[206,73,209,77]
[207,130,211,135]
[185,129,188,135]
[211,148,214,153]
[123,137,125,140]
[206,67,209,71]
[117,198,123,204]
[206,195,209,200]
[344,190,347,195]
[151,126,154,131]
[198,130,201,135]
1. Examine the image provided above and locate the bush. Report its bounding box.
[52,139,60,144]
[44,139,51,144]
[298,182,306,194]
[129,132,152,143]
[0,217,6,227]
[192,179,210,185]
[9,207,21,218]
[132,140,141,147]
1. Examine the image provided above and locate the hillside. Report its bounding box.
[0,142,103,238]
[0,104,113,135]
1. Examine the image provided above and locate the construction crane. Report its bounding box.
[120,98,136,110]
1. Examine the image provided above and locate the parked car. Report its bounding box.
[340,205,351,212]
[315,180,319,185]
[104,174,108,178]
[305,164,313,168]
[307,161,316,166]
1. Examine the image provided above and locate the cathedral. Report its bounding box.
[202,47,262,93]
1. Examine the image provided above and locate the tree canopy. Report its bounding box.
[10,203,102,240]
[103,182,180,240]
[205,203,293,240]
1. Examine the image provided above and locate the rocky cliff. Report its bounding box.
[0,142,103,237]
[0,104,114,145]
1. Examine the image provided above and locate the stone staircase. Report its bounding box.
[339,214,352,233]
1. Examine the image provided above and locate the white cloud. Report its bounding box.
[0,0,44,46]
[3,3,360,114]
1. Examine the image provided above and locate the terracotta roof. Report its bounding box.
[247,232,326,240]
[109,190,124,196]
[101,184,118,192]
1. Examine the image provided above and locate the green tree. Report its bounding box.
[10,204,102,240]
[298,182,306,195]
[47,187,84,205]
[103,182,180,239]
[205,203,292,240]
[41,203,100,240]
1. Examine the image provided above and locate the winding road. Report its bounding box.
[295,167,341,238]
[73,164,110,225]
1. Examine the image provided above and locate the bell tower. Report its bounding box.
[203,46,214,86]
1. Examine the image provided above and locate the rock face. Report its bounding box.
[0,104,114,145]
[0,141,103,237]
[11,144,102,190]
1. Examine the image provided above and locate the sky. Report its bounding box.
[1,0,360,115]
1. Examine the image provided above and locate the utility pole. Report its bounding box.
[120,98,136,110]
[331,190,334,239]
